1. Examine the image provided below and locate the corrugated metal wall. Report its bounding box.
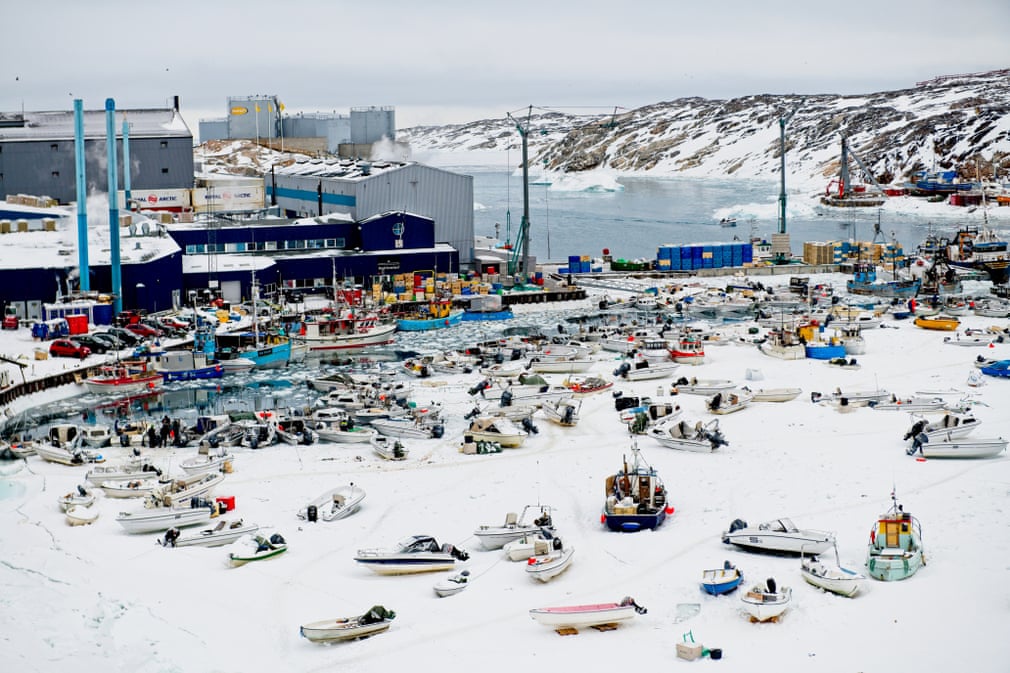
[0,137,193,204]
[350,107,395,143]
[353,165,473,263]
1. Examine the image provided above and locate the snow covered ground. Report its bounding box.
[2,276,1009,673]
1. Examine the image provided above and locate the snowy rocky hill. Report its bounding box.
[399,69,1010,191]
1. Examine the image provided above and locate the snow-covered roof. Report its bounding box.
[0,107,192,142]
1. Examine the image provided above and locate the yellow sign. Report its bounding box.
[231,106,248,115]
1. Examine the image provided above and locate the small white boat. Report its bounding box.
[706,389,753,415]
[300,606,396,643]
[524,532,574,583]
[614,356,680,382]
[115,505,213,534]
[313,419,376,443]
[910,435,1008,459]
[474,505,554,550]
[100,477,162,498]
[228,533,288,567]
[58,484,97,511]
[870,396,946,412]
[433,570,471,597]
[744,387,802,403]
[672,377,734,395]
[297,483,366,522]
[540,398,581,427]
[800,549,866,598]
[370,417,444,440]
[85,460,162,485]
[354,535,469,575]
[179,449,235,475]
[65,504,100,526]
[147,471,225,507]
[722,518,835,555]
[741,578,791,622]
[503,530,552,561]
[648,417,727,453]
[160,519,259,548]
[370,434,409,461]
[529,596,647,629]
[903,411,981,443]
[465,417,527,448]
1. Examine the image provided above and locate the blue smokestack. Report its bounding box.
[106,98,122,314]
[74,99,89,291]
[122,118,131,210]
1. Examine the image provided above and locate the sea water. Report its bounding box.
[466,167,945,262]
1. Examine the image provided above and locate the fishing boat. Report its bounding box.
[86,459,162,485]
[529,597,647,629]
[160,520,260,548]
[869,395,946,412]
[354,535,469,575]
[865,491,924,581]
[563,375,613,397]
[800,546,866,598]
[668,335,706,364]
[297,309,397,351]
[300,606,396,642]
[525,531,574,582]
[179,449,235,475]
[313,418,376,443]
[396,298,464,331]
[914,314,960,331]
[216,329,291,369]
[722,518,835,555]
[152,349,224,383]
[147,471,225,507]
[740,578,791,622]
[84,360,163,395]
[758,328,806,360]
[473,505,554,550]
[903,410,981,443]
[297,483,366,522]
[701,561,744,595]
[370,416,444,440]
[602,444,672,532]
[229,533,288,567]
[846,261,921,298]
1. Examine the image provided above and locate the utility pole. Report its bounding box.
[506,106,534,279]
[775,101,802,264]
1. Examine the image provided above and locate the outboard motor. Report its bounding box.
[306,505,318,523]
[727,518,748,534]
[465,406,480,421]
[431,424,445,439]
[500,390,514,408]
[614,362,630,378]
[562,406,575,424]
[765,577,777,594]
[521,417,539,435]
[120,432,130,447]
[269,533,286,546]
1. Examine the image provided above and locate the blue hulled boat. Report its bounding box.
[846,262,921,298]
[396,299,464,331]
[701,561,744,595]
[602,444,672,532]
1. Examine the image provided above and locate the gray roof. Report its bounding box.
[0,107,192,142]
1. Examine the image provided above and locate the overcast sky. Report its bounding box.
[4,1,1008,134]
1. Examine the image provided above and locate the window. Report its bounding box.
[50,143,59,151]
[265,241,277,251]
[161,168,169,174]
[52,171,60,178]
[160,141,168,148]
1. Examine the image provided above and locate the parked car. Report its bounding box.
[71,334,111,354]
[105,327,141,347]
[159,315,192,331]
[114,310,144,327]
[126,323,163,339]
[91,332,125,350]
[2,306,19,330]
[49,339,91,359]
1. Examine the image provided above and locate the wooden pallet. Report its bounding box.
[590,622,620,632]
[555,627,579,636]
[749,615,780,623]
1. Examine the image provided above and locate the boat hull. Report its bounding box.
[701,568,743,595]
[300,619,392,642]
[529,603,639,628]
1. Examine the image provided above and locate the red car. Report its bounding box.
[49,339,91,359]
[125,323,163,339]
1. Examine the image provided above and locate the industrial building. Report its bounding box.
[198,96,396,156]
[267,159,474,265]
[0,99,193,205]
